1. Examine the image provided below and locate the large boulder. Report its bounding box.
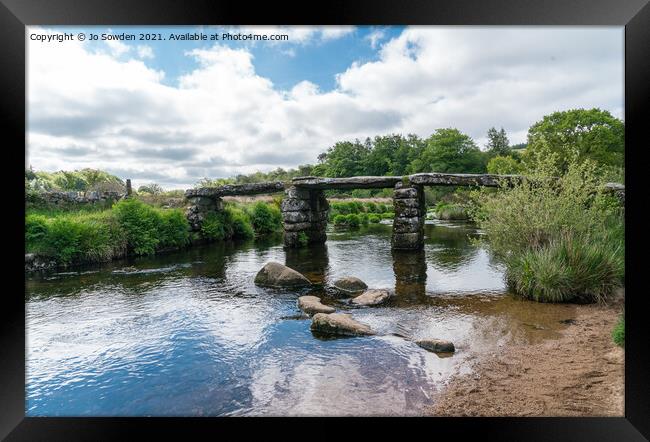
[332,276,368,294]
[416,339,455,354]
[310,313,375,336]
[254,262,312,287]
[298,296,335,315]
[351,289,391,306]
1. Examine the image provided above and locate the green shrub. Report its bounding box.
[377,204,388,213]
[381,212,394,220]
[113,199,162,255]
[368,214,380,223]
[200,211,230,241]
[158,209,190,248]
[360,213,369,225]
[365,202,377,213]
[346,213,361,228]
[228,207,254,239]
[333,214,347,225]
[612,314,624,347]
[25,214,49,248]
[248,201,282,236]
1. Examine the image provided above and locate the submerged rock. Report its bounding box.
[310,313,375,336]
[298,296,335,315]
[416,339,455,354]
[332,276,368,294]
[254,262,312,287]
[351,289,391,306]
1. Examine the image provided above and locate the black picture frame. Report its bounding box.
[2,0,648,439]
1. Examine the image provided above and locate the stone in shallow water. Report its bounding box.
[298,296,335,315]
[416,339,455,354]
[351,289,391,306]
[254,261,312,287]
[310,313,375,336]
[332,276,368,294]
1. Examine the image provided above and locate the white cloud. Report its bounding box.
[366,28,387,49]
[136,45,154,59]
[27,26,623,189]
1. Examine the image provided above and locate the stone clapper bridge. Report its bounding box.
[184,173,625,250]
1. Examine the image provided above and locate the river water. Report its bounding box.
[25,220,576,416]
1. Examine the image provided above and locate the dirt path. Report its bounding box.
[430,303,624,416]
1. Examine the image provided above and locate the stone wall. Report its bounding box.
[281,186,329,248]
[391,181,425,250]
[27,190,123,207]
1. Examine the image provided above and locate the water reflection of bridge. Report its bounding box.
[185,173,624,251]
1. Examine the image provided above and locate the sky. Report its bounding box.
[26,25,624,189]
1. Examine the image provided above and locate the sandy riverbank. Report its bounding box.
[430,302,624,416]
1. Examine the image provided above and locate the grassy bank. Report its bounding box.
[26,199,282,266]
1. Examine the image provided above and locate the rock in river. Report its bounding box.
[254,262,312,287]
[310,313,375,336]
[332,276,368,294]
[416,339,455,354]
[298,296,335,315]
[351,289,391,306]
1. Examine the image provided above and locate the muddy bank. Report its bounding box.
[430,303,624,416]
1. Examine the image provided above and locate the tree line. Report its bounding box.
[206,107,623,186]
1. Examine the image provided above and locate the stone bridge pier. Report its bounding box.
[392,181,426,250]
[281,186,329,247]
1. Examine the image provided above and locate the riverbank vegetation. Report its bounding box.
[25,199,283,266]
[470,144,624,303]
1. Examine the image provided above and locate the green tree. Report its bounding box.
[318,140,370,177]
[486,155,522,175]
[525,108,624,171]
[486,127,511,157]
[409,128,486,173]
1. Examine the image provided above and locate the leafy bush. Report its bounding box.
[113,199,162,255]
[228,207,254,239]
[200,211,230,241]
[381,212,395,220]
[333,214,347,225]
[25,214,49,248]
[365,202,377,213]
[368,214,381,223]
[346,214,361,228]
[158,209,191,248]
[359,213,369,225]
[612,314,624,347]
[247,201,282,236]
[487,155,522,175]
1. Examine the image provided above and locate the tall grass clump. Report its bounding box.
[26,210,127,264]
[471,143,624,303]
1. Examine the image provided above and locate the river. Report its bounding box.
[25,220,575,416]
